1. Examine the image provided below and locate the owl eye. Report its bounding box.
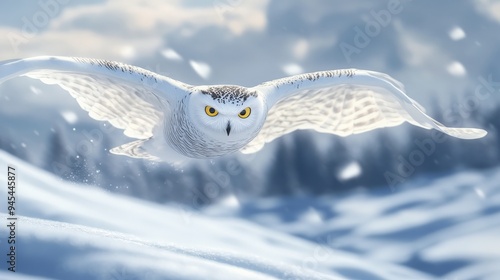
[238,107,251,119]
[205,106,218,117]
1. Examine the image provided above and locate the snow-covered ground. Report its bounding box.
[1,145,500,280]
[1,149,499,279]
[2,150,500,280]
[0,150,433,280]
[208,171,500,279]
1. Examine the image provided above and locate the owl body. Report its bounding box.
[0,56,487,163]
[152,85,266,160]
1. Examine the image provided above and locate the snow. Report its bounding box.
[446,61,467,76]
[207,170,500,279]
[60,111,78,124]
[189,60,212,80]
[119,45,136,59]
[3,149,495,279]
[292,39,310,60]
[0,151,431,279]
[337,161,362,181]
[422,229,500,261]
[282,63,304,76]
[0,1,497,278]
[449,26,466,41]
[29,86,43,95]
[161,48,184,61]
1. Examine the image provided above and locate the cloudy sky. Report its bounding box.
[1,0,499,158]
[1,0,498,84]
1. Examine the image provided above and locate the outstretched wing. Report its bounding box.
[0,56,191,139]
[242,69,487,154]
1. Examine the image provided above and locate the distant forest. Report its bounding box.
[1,100,499,207]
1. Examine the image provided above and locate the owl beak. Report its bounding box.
[226,121,231,136]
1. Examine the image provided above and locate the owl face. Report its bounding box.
[188,86,266,144]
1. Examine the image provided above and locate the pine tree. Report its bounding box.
[0,128,29,161]
[45,127,73,179]
[266,138,298,196]
[293,131,327,194]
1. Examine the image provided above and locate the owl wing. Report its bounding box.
[242,69,487,154]
[0,56,191,140]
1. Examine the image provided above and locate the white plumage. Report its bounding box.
[0,56,487,162]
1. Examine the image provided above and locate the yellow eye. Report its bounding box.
[205,106,218,117]
[238,107,251,119]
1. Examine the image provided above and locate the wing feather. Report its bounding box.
[242,69,487,154]
[0,56,191,139]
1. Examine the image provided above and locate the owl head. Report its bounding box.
[188,85,266,143]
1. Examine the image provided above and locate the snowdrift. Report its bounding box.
[0,151,430,279]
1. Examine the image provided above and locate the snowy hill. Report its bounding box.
[0,151,432,280]
[207,171,500,279]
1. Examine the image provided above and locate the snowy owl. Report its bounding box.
[0,56,487,162]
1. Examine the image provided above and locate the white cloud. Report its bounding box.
[0,0,268,60]
[119,45,136,60]
[0,28,163,61]
[474,0,500,22]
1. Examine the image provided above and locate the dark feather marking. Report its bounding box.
[262,69,358,89]
[73,57,160,83]
[201,85,257,105]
